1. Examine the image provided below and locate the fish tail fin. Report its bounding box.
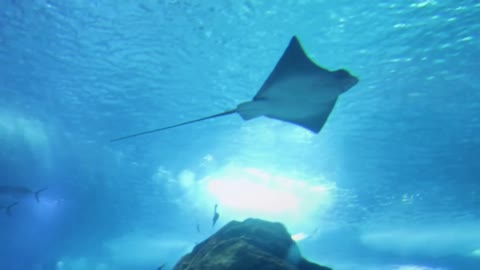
[34,187,48,203]
[6,202,18,217]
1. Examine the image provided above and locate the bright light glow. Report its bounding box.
[207,177,299,214]
[472,248,480,257]
[156,162,336,232]
[205,166,333,224]
[291,232,308,241]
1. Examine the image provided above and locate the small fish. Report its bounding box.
[0,201,18,217]
[158,263,166,270]
[0,186,48,203]
[212,204,219,228]
[196,223,201,233]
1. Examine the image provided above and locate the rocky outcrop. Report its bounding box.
[173,218,331,270]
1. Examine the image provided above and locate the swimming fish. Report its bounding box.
[111,36,358,142]
[0,186,48,202]
[0,201,18,217]
[212,204,219,228]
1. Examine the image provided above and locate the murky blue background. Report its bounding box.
[1,1,479,270]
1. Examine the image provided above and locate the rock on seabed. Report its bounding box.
[173,218,332,270]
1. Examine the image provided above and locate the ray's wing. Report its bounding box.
[268,98,338,133]
[254,36,330,100]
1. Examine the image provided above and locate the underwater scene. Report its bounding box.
[1,1,479,270]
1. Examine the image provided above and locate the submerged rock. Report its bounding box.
[173,218,331,270]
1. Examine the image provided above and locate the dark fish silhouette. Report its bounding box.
[111,36,358,142]
[0,202,18,217]
[212,204,219,228]
[0,186,48,202]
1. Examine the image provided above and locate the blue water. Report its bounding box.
[1,1,479,270]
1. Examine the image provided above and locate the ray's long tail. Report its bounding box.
[110,109,237,142]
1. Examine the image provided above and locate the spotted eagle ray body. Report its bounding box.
[111,36,358,142]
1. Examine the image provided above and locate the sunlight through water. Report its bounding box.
[158,163,336,237]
